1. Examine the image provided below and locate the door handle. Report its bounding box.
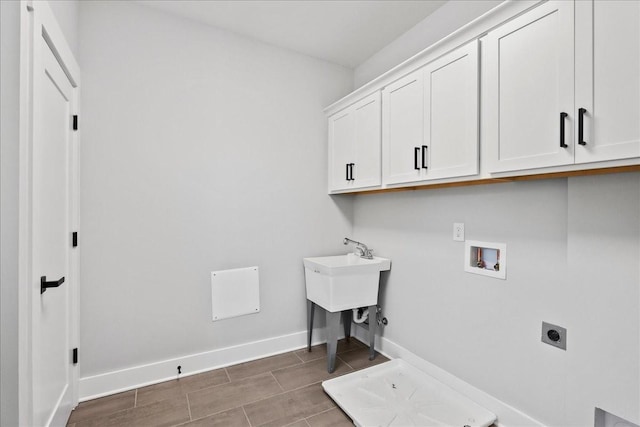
[41,276,65,294]
[421,145,428,169]
[349,163,355,181]
[414,147,420,170]
[578,108,587,146]
[560,112,568,148]
[345,163,350,181]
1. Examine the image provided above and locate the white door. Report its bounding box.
[328,109,355,191]
[484,1,575,173]
[383,68,425,185]
[423,40,479,180]
[21,2,80,425]
[352,92,381,189]
[575,0,640,164]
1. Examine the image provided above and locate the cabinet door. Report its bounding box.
[423,40,479,180]
[352,92,382,189]
[575,0,640,163]
[484,1,575,173]
[382,69,424,185]
[328,109,355,192]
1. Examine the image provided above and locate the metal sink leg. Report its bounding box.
[307,300,315,352]
[342,309,352,342]
[368,305,377,360]
[326,310,341,373]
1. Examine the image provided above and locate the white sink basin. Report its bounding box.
[303,253,391,312]
[304,253,391,275]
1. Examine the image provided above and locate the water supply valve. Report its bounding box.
[376,306,388,326]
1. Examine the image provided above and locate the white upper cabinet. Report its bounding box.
[574,0,640,163]
[383,40,479,185]
[325,1,638,193]
[328,92,381,193]
[485,0,640,173]
[352,93,382,188]
[483,1,575,173]
[382,69,425,185]
[423,40,479,180]
[328,109,354,192]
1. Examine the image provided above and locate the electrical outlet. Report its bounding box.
[541,322,567,350]
[453,223,465,241]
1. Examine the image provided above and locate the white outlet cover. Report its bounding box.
[453,223,465,241]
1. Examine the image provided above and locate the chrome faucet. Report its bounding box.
[343,237,374,259]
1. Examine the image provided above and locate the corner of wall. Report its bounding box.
[1,1,22,425]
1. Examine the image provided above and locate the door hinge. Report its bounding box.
[72,348,78,365]
[73,115,78,131]
[72,231,78,247]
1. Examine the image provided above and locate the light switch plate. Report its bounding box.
[453,223,465,241]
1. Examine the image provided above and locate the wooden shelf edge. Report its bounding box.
[335,165,640,196]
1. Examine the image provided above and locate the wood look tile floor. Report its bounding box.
[67,339,388,427]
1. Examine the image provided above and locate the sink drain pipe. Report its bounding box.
[353,307,369,324]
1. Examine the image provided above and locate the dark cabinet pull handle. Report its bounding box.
[560,112,568,148]
[345,163,350,181]
[414,147,420,170]
[578,108,587,145]
[421,145,428,169]
[349,163,355,181]
[41,276,65,294]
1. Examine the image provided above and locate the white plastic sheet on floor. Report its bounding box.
[322,359,497,427]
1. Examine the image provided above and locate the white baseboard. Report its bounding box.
[81,324,544,427]
[351,325,545,427]
[79,327,331,401]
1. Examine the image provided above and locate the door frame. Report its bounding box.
[18,0,81,424]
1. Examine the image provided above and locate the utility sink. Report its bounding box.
[303,253,391,312]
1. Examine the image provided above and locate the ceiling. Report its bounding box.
[136,1,448,69]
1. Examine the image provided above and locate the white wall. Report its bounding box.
[354,0,501,88]
[352,175,639,426]
[1,2,21,425]
[353,179,568,424]
[77,1,353,378]
[565,174,639,426]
